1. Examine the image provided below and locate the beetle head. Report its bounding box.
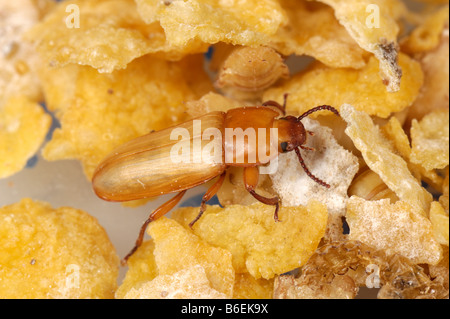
[274,116,307,153]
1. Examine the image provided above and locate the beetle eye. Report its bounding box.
[280,142,288,152]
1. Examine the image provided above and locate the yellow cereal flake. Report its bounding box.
[147,216,235,297]
[115,240,158,299]
[380,116,412,160]
[406,27,448,124]
[123,265,228,299]
[429,201,449,246]
[0,198,119,298]
[263,53,423,118]
[0,96,51,179]
[26,0,204,73]
[316,0,406,92]
[42,54,212,179]
[441,168,449,214]
[186,91,244,118]
[37,63,80,117]
[341,104,433,216]
[270,0,366,69]
[233,273,274,299]
[380,117,445,192]
[346,196,443,265]
[401,6,449,54]
[410,109,449,171]
[171,201,328,280]
[0,0,50,105]
[135,0,286,48]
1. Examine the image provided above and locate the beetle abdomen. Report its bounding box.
[92,112,227,201]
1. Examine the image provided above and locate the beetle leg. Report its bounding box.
[262,93,288,115]
[189,171,227,228]
[243,166,281,222]
[122,190,187,265]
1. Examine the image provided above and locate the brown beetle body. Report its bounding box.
[93,112,227,201]
[92,96,339,262]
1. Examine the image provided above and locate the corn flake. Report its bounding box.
[0,198,119,298]
[410,109,449,171]
[0,0,49,105]
[401,6,449,54]
[275,240,447,299]
[441,168,449,214]
[0,96,51,179]
[115,240,158,299]
[123,265,228,299]
[147,216,235,297]
[346,196,442,265]
[380,116,445,192]
[233,273,273,299]
[315,0,406,92]
[136,0,286,48]
[186,91,244,118]
[42,54,211,179]
[406,26,449,124]
[37,63,80,117]
[341,104,433,216]
[263,53,423,119]
[429,201,449,246]
[172,201,328,280]
[269,0,366,69]
[26,0,203,73]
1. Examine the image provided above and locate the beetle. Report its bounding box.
[92,95,339,262]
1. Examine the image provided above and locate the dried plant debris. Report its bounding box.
[274,240,448,299]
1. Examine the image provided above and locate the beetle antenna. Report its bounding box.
[294,147,330,188]
[297,105,339,121]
